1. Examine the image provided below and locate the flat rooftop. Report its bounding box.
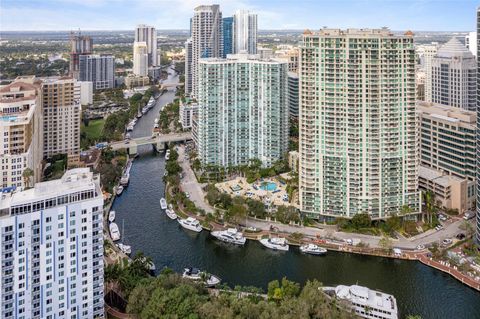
[418,165,463,188]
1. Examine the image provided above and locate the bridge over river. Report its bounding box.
[109,132,192,154]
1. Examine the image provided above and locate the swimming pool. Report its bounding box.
[259,182,277,191]
[1,116,18,122]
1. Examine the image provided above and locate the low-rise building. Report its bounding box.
[419,165,475,213]
[0,168,104,319]
[125,74,150,89]
[78,81,93,105]
[179,99,199,129]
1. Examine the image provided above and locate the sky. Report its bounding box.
[0,0,478,31]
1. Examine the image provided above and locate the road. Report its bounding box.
[177,145,213,213]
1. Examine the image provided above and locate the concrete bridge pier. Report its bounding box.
[154,141,166,153]
[127,144,138,156]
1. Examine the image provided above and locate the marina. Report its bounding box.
[109,66,480,319]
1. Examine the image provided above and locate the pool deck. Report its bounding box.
[215,176,297,208]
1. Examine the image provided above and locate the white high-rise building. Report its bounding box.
[0,168,104,319]
[233,9,257,54]
[0,76,43,189]
[431,37,476,111]
[133,41,148,77]
[417,43,438,102]
[41,77,82,166]
[465,31,477,57]
[197,54,288,167]
[299,28,420,220]
[135,24,159,67]
[184,38,193,95]
[188,5,223,97]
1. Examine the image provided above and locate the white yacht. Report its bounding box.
[109,223,121,241]
[322,285,398,319]
[260,237,289,251]
[165,208,178,220]
[117,243,131,255]
[211,228,246,245]
[182,267,221,287]
[160,198,167,210]
[120,174,129,186]
[178,217,202,232]
[116,185,124,196]
[108,210,116,223]
[300,243,327,255]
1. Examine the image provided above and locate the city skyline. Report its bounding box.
[1,0,478,32]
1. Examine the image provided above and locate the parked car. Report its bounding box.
[438,214,447,222]
[442,238,453,246]
[435,225,444,231]
[463,212,475,220]
[185,192,190,199]
[416,244,426,250]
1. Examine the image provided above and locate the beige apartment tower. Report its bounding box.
[41,77,81,166]
[0,76,43,189]
[299,28,420,220]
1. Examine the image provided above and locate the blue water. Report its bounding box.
[1,115,17,122]
[259,182,277,191]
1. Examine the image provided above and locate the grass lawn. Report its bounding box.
[82,119,105,141]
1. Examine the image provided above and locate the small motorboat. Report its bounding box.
[117,243,131,255]
[116,186,124,196]
[260,237,289,251]
[300,243,327,255]
[211,228,246,245]
[178,217,202,232]
[160,198,167,210]
[108,210,116,223]
[109,223,121,241]
[182,267,221,287]
[165,208,178,220]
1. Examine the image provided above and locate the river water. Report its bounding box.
[111,68,480,319]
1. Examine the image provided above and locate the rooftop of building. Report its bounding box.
[201,53,287,65]
[419,165,464,188]
[303,27,412,38]
[436,37,474,59]
[417,101,476,125]
[0,168,100,213]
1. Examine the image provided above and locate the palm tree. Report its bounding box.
[422,190,436,225]
[22,168,34,189]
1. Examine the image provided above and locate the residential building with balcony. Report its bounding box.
[0,76,43,189]
[299,28,420,220]
[197,54,288,168]
[0,168,104,319]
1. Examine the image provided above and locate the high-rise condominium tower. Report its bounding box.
[0,168,104,319]
[233,10,257,54]
[197,54,288,167]
[133,41,149,77]
[69,32,93,79]
[0,76,43,189]
[184,38,193,94]
[475,8,480,245]
[431,37,476,111]
[223,17,234,57]
[299,28,420,220]
[418,43,438,102]
[79,54,115,90]
[41,77,81,165]
[135,24,159,67]
[188,4,223,96]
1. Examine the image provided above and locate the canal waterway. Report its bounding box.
[111,67,480,319]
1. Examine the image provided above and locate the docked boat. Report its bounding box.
[182,267,221,287]
[109,223,121,241]
[108,210,116,222]
[160,198,167,210]
[260,237,289,251]
[178,217,202,232]
[116,185,124,196]
[120,174,129,186]
[211,228,246,245]
[165,208,178,220]
[322,285,398,319]
[300,243,327,255]
[137,111,143,118]
[117,243,131,255]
